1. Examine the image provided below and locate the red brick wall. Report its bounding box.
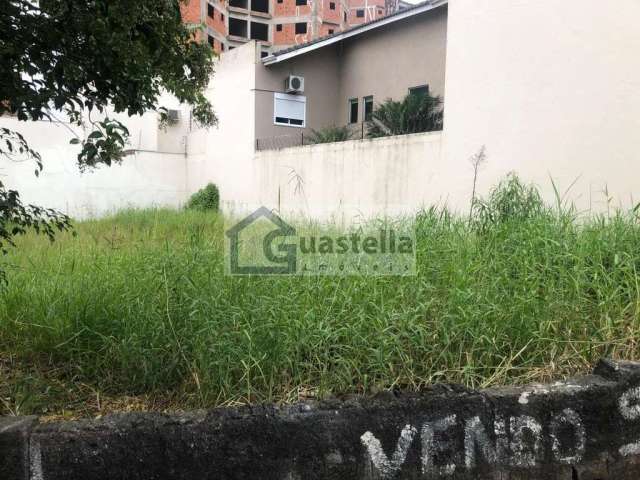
[346,0,386,25]
[273,22,312,45]
[320,0,341,25]
[273,0,312,17]
[180,0,202,24]
[318,22,338,37]
[205,7,227,36]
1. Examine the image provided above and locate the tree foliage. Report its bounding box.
[367,92,443,138]
[186,183,220,211]
[0,0,216,280]
[308,125,353,144]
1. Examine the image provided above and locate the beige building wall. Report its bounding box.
[443,0,640,212]
[253,5,448,142]
[338,4,447,123]
[254,45,341,141]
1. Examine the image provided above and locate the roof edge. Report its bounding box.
[262,0,448,66]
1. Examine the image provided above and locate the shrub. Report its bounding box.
[367,92,443,138]
[186,183,219,211]
[471,173,544,231]
[308,125,353,144]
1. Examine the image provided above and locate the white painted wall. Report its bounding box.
[1,103,191,219]
[248,132,446,219]
[443,0,640,213]
[5,0,640,220]
[185,42,258,211]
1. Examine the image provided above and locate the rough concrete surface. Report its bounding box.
[3,359,640,479]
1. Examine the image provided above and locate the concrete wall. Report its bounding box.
[442,0,640,213]
[1,95,192,219]
[250,131,446,219]
[186,43,259,212]
[4,359,640,479]
[254,5,448,141]
[255,45,341,140]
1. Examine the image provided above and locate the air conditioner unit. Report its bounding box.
[285,75,305,94]
[167,109,181,124]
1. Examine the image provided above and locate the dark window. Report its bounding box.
[349,98,358,124]
[250,21,269,41]
[221,13,225,21]
[252,0,269,13]
[329,1,335,9]
[277,0,283,3]
[295,22,307,34]
[229,17,248,37]
[328,28,334,34]
[276,24,283,31]
[207,4,215,17]
[221,43,225,51]
[363,96,373,121]
[378,8,383,14]
[344,11,347,21]
[261,51,269,58]
[409,85,429,97]
[229,0,248,8]
[207,35,215,47]
[296,0,307,5]
[356,9,364,17]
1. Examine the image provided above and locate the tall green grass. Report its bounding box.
[2,176,640,416]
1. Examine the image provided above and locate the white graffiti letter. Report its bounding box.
[464,416,497,468]
[510,415,543,467]
[421,415,458,476]
[361,424,417,479]
[618,386,640,457]
[619,386,640,420]
[549,409,586,464]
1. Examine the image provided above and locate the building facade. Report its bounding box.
[181,0,394,56]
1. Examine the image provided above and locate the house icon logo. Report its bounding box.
[225,206,297,275]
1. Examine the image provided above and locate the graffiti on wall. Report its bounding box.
[360,385,640,478]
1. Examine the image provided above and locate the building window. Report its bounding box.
[207,4,215,17]
[329,1,335,9]
[250,21,269,41]
[276,24,283,31]
[296,0,307,5]
[208,35,215,47]
[221,12,225,21]
[409,85,429,97]
[261,51,269,58]
[348,98,358,124]
[363,96,373,121]
[356,9,364,17]
[274,93,306,127]
[221,43,225,51]
[277,0,283,3]
[229,17,248,37]
[295,22,307,34]
[328,28,334,34]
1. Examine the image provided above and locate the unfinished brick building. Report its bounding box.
[181,0,409,57]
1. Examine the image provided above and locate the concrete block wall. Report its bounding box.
[3,359,640,479]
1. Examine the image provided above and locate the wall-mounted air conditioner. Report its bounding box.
[167,109,181,124]
[285,75,305,94]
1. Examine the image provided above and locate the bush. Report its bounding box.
[186,183,219,211]
[367,92,443,138]
[471,173,544,232]
[308,125,353,144]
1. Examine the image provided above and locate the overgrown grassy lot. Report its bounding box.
[2,176,640,418]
